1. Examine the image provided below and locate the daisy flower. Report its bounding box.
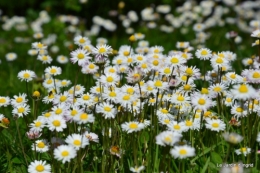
[54,145,77,163]
[65,133,89,150]
[235,147,251,156]
[18,70,36,82]
[112,55,125,66]
[32,139,49,153]
[81,62,99,74]
[222,132,243,144]
[205,119,226,132]
[167,121,188,133]
[32,42,47,50]
[170,93,190,106]
[130,165,145,173]
[53,91,73,105]
[149,45,164,54]
[208,83,227,98]
[225,72,243,84]
[92,44,112,57]
[58,79,71,88]
[176,41,189,49]
[96,102,117,119]
[65,106,83,121]
[37,55,53,64]
[191,93,213,111]
[210,55,229,70]
[42,78,55,89]
[70,48,90,66]
[12,104,30,117]
[29,117,46,132]
[103,88,118,103]
[57,55,69,64]
[152,79,168,90]
[84,131,99,143]
[251,29,260,38]
[230,83,255,100]
[51,103,68,116]
[44,66,62,76]
[116,92,137,108]
[68,84,85,96]
[5,52,17,61]
[182,66,201,78]
[28,160,51,173]
[125,67,144,83]
[118,45,132,57]
[155,131,182,146]
[99,73,120,86]
[166,54,186,67]
[47,116,67,132]
[156,108,173,119]
[195,48,212,60]
[74,35,90,47]
[74,112,95,124]
[133,54,147,64]
[170,145,195,159]
[109,145,123,158]
[121,121,145,133]
[0,96,10,107]
[26,130,42,140]
[230,104,247,118]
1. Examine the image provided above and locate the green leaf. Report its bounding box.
[12,157,22,164]
[210,152,222,164]
[201,157,210,173]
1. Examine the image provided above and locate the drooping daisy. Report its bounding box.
[92,44,112,57]
[205,119,226,132]
[70,48,90,66]
[170,145,195,159]
[44,66,62,76]
[0,96,10,107]
[156,131,182,146]
[28,160,51,173]
[230,83,255,100]
[47,116,67,132]
[17,70,36,82]
[96,102,117,119]
[130,165,145,173]
[121,121,145,133]
[54,145,77,163]
[235,147,251,156]
[12,104,30,117]
[65,133,89,150]
[195,48,212,60]
[32,139,49,153]
[84,131,99,143]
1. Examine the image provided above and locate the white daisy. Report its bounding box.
[65,133,89,150]
[205,119,226,132]
[54,145,77,163]
[28,160,51,173]
[70,48,91,66]
[170,145,195,159]
[155,131,182,146]
[18,70,36,82]
[121,121,145,133]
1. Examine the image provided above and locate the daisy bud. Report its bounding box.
[129,35,136,42]
[33,91,41,99]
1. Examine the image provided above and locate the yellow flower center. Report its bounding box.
[127,88,134,94]
[18,107,25,113]
[141,63,147,69]
[123,51,130,56]
[201,88,209,94]
[154,80,162,87]
[80,113,88,120]
[89,64,95,69]
[240,147,247,152]
[216,58,223,63]
[247,59,253,64]
[106,76,114,82]
[47,79,52,84]
[230,74,236,79]
[238,84,248,93]
[73,140,81,146]
[77,53,84,59]
[37,43,43,48]
[171,57,179,64]
[109,91,116,97]
[179,149,187,155]
[164,68,171,74]
[36,165,44,172]
[137,56,143,61]
[161,109,168,114]
[44,112,51,117]
[104,106,111,112]
[83,95,90,100]
[236,107,243,112]
[201,50,208,55]
[50,68,57,74]
[154,49,159,53]
[185,120,193,126]
[198,98,206,105]
[42,56,48,61]
[123,95,130,100]
[52,120,61,127]
[183,84,191,90]
[35,121,41,127]
[55,108,62,115]
[164,119,170,124]
[79,38,85,43]
[71,110,77,116]
[99,47,106,53]
[60,96,67,102]
[37,141,45,148]
[0,98,6,103]
[61,151,69,157]
[129,123,138,129]
[164,136,172,142]
[185,68,193,75]
[117,59,122,64]
[177,95,184,101]
[153,60,159,66]
[16,97,23,103]
[174,124,180,130]
[23,73,30,79]
[253,72,260,78]
[212,123,219,128]
[213,86,222,92]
